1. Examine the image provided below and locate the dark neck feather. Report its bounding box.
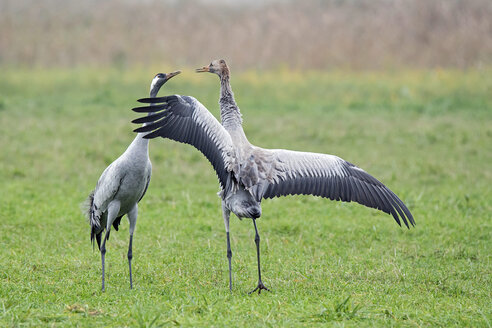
[219,73,242,129]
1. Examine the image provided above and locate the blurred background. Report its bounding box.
[1,0,491,70]
[1,1,491,326]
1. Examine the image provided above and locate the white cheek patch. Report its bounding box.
[150,77,160,92]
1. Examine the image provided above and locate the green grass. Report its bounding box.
[0,67,491,327]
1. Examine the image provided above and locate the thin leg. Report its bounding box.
[222,203,232,291]
[226,231,232,291]
[128,234,133,289]
[249,219,270,294]
[100,201,120,292]
[100,228,111,292]
[127,204,138,290]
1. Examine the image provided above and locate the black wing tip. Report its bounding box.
[141,129,163,139]
[137,96,173,103]
[132,104,169,113]
[132,106,154,113]
[380,187,414,229]
[143,131,158,139]
[131,117,146,124]
[138,98,161,104]
[91,229,102,251]
[132,106,144,112]
[395,210,415,229]
[395,202,415,229]
[133,126,152,133]
[96,233,102,250]
[407,214,416,228]
[405,211,416,228]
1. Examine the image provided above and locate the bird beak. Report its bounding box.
[166,70,181,80]
[195,66,209,73]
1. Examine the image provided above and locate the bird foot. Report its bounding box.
[248,281,270,295]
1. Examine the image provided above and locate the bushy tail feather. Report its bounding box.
[81,190,95,220]
[82,190,103,250]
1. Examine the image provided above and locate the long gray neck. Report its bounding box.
[149,86,160,98]
[219,75,243,129]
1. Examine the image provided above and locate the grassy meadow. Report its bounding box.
[0,67,491,327]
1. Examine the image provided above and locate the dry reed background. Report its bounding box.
[1,0,491,70]
[1,1,492,326]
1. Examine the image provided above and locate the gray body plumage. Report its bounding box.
[133,60,414,292]
[87,134,151,247]
[84,71,180,291]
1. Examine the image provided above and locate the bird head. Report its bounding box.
[150,70,181,94]
[196,59,229,78]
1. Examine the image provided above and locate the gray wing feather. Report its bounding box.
[133,95,235,190]
[138,171,151,203]
[93,163,123,212]
[261,149,415,228]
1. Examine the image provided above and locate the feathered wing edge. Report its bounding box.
[82,190,124,250]
[259,150,415,228]
[132,95,236,192]
[82,190,102,250]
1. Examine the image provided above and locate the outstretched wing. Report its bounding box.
[132,95,235,190]
[260,149,415,228]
